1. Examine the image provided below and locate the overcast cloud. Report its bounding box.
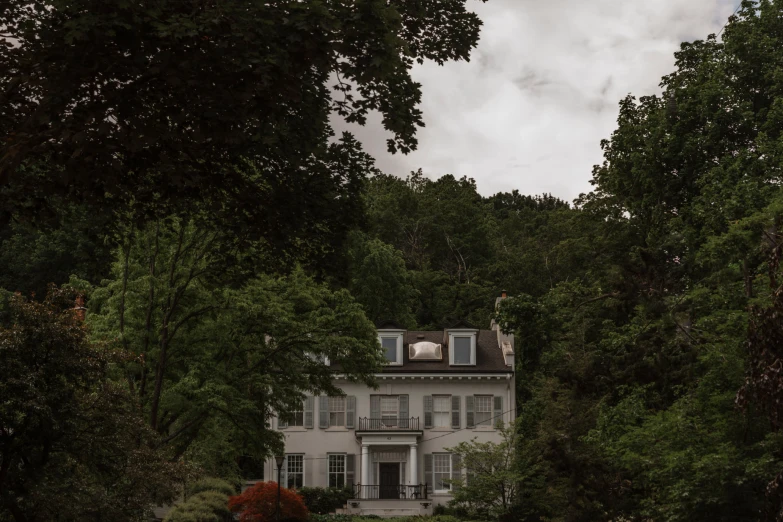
[336,0,739,201]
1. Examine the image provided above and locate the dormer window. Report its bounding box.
[447,327,477,366]
[377,326,404,366]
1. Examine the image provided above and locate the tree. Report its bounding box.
[164,478,236,522]
[0,0,488,240]
[446,421,524,520]
[86,218,385,474]
[0,287,188,522]
[228,482,308,522]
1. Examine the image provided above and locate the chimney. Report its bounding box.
[501,290,507,299]
[73,294,86,322]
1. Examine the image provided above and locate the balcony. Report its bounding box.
[353,484,429,500]
[357,417,420,431]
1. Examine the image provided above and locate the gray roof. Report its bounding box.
[379,329,511,373]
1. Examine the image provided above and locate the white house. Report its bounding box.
[264,299,516,517]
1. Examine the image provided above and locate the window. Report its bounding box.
[381,337,398,363]
[286,454,304,489]
[453,336,472,364]
[433,454,452,491]
[433,396,450,428]
[381,396,399,427]
[329,396,346,427]
[474,395,492,426]
[328,454,346,488]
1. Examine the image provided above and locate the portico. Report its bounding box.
[356,429,424,499]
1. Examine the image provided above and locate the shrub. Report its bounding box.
[186,478,238,498]
[164,490,233,522]
[229,481,309,522]
[297,486,354,514]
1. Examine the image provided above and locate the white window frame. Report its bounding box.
[433,453,452,492]
[432,395,451,428]
[329,396,346,427]
[378,330,404,366]
[448,330,477,366]
[286,454,305,489]
[474,395,493,427]
[328,454,346,488]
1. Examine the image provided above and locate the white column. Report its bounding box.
[361,444,370,498]
[409,443,418,485]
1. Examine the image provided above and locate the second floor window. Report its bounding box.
[381,396,399,426]
[433,396,451,428]
[474,395,492,426]
[288,408,304,427]
[329,397,346,427]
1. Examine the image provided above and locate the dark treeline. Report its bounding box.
[4,1,783,521]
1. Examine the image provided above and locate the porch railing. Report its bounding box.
[357,417,420,430]
[354,484,428,500]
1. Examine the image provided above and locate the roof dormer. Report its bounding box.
[445,321,478,366]
[377,321,405,366]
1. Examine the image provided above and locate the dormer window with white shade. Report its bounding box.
[447,328,477,366]
[377,326,404,366]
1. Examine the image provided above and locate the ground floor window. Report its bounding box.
[433,454,451,491]
[328,454,346,488]
[286,454,304,489]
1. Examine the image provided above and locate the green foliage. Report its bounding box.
[164,490,233,522]
[297,487,354,515]
[186,478,238,499]
[0,287,189,522]
[446,420,523,520]
[86,218,384,475]
[1,0,487,252]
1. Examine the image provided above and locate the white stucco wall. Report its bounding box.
[263,373,515,504]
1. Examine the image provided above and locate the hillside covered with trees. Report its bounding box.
[4,1,783,521]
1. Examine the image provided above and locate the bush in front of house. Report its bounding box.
[229,481,309,522]
[164,478,236,522]
[297,486,354,514]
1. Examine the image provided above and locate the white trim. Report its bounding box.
[448,331,477,366]
[333,373,513,380]
[378,329,405,366]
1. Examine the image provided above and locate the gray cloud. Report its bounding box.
[334,0,739,201]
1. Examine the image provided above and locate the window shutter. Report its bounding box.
[346,396,356,429]
[304,396,314,429]
[399,394,409,427]
[493,396,503,428]
[278,413,287,430]
[466,396,475,428]
[370,395,381,421]
[305,456,313,487]
[451,454,462,489]
[424,396,433,429]
[424,454,433,489]
[346,454,355,486]
[451,395,461,429]
[319,396,329,429]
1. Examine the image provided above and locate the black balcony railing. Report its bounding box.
[354,484,428,500]
[357,417,420,430]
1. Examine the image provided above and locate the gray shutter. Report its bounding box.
[319,396,329,429]
[424,396,433,429]
[304,396,314,428]
[424,454,433,489]
[466,396,475,428]
[370,395,381,421]
[399,394,409,427]
[494,396,503,428]
[346,396,356,429]
[278,413,287,429]
[305,455,313,487]
[346,454,355,487]
[451,454,462,489]
[451,395,461,429]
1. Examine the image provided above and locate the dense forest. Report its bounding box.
[4,0,783,521]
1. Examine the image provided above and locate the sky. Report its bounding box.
[337,0,740,202]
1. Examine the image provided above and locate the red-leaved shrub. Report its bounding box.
[228,481,309,522]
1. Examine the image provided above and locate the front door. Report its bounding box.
[379,463,400,499]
